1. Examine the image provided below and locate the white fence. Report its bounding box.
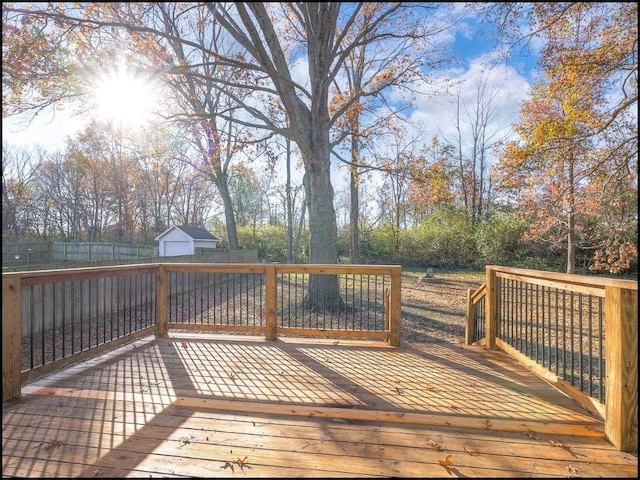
[3,241,156,266]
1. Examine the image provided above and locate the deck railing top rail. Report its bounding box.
[487,265,638,291]
[3,263,403,281]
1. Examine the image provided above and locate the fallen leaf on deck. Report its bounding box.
[438,454,454,468]
[181,342,188,348]
[463,446,476,456]
[566,464,581,477]
[549,440,583,457]
[222,456,250,473]
[41,438,63,451]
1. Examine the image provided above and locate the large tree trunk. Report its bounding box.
[303,160,345,311]
[225,3,345,310]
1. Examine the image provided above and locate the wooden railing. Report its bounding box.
[466,265,637,452]
[2,263,402,403]
[465,282,485,345]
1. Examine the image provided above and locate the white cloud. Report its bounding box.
[406,52,531,151]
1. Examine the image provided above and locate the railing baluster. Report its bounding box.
[571,292,577,386]
[62,282,66,358]
[588,296,593,397]
[578,294,584,391]
[560,290,565,380]
[598,297,604,403]
[52,284,56,362]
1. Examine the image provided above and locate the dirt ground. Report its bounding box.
[399,268,485,344]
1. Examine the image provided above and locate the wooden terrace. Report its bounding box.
[2,264,638,477]
[4,333,637,477]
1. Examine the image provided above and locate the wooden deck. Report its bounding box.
[2,333,637,478]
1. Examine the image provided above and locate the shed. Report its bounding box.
[155,225,219,257]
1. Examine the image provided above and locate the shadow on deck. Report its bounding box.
[2,334,637,477]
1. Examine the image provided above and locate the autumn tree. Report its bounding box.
[407,136,456,223]
[378,133,424,251]
[278,137,306,263]
[494,3,638,274]
[134,131,192,238]
[34,151,88,239]
[225,163,264,230]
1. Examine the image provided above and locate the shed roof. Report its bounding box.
[155,225,219,241]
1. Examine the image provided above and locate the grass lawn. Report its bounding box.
[400,267,485,344]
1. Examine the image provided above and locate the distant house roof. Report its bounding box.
[176,225,219,241]
[155,225,219,241]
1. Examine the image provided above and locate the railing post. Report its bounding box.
[155,265,168,335]
[3,275,22,401]
[265,265,277,341]
[384,286,391,332]
[389,268,401,346]
[485,266,499,349]
[604,286,638,452]
[465,288,474,345]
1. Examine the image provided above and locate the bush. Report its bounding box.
[475,211,527,267]
[360,224,399,264]
[399,207,477,267]
[237,224,310,263]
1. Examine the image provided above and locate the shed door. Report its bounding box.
[165,241,190,256]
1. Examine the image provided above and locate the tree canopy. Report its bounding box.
[2,2,637,276]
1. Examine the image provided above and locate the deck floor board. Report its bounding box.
[3,333,637,477]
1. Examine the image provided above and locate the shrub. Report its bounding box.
[475,211,527,267]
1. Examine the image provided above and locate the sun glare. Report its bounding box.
[95,66,153,129]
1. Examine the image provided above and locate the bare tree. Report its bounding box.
[447,72,507,224]
[2,143,43,238]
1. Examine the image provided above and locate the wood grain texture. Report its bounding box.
[3,334,636,478]
[2,276,22,401]
[605,286,638,452]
